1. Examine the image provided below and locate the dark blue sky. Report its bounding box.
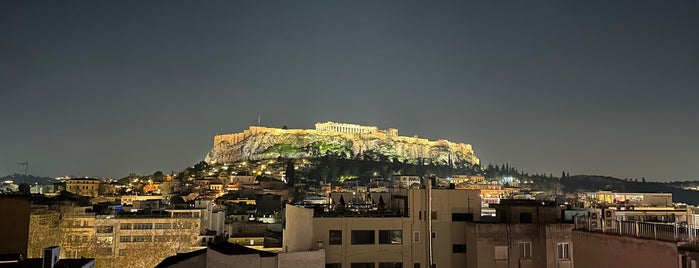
[1,1,697,181]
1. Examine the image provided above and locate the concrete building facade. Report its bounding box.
[65,179,101,198]
[287,188,482,268]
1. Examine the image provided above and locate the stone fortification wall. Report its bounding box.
[206,122,479,166]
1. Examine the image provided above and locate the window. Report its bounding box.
[494,246,509,260]
[519,212,533,224]
[379,263,402,268]
[413,264,420,268]
[173,222,192,229]
[119,236,131,243]
[431,211,437,220]
[412,231,420,243]
[351,263,375,268]
[96,226,113,233]
[519,242,532,259]
[154,236,170,242]
[379,230,402,244]
[431,232,436,239]
[451,213,474,222]
[329,230,342,245]
[155,223,171,229]
[120,223,132,230]
[133,235,152,242]
[96,247,112,256]
[452,244,467,253]
[351,230,375,245]
[133,223,153,230]
[556,243,570,260]
[118,249,128,256]
[326,264,342,268]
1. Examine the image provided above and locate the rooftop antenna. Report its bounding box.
[258,115,261,126]
[16,161,28,184]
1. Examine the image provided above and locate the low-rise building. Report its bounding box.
[65,178,101,198]
[463,200,575,268]
[155,241,324,268]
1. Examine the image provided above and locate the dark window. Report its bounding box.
[351,263,375,268]
[326,264,342,268]
[431,211,437,220]
[379,263,402,268]
[329,230,342,245]
[155,223,171,229]
[520,213,533,223]
[414,264,420,268]
[453,244,467,253]
[351,230,375,245]
[96,247,112,256]
[133,236,152,242]
[96,226,113,233]
[133,223,153,230]
[452,213,474,222]
[379,230,402,244]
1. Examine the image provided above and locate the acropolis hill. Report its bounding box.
[205,122,479,166]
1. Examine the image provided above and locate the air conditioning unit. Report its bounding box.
[604,209,615,219]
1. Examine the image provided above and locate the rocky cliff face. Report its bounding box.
[206,126,479,166]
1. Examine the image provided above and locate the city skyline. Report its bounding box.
[1,1,697,181]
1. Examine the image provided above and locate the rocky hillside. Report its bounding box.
[206,128,479,166]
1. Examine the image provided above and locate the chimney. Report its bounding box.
[42,246,60,268]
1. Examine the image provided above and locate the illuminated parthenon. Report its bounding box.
[315,121,380,134]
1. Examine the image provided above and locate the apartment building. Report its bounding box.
[464,200,575,268]
[28,206,202,268]
[286,187,482,268]
[65,178,101,198]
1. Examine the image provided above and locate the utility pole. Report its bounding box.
[16,161,28,183]
[425,175,433,268]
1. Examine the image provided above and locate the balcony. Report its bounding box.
[574,215,699,242]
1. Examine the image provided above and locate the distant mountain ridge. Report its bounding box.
[0,173,54,185]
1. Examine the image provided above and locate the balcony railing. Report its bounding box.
[574,215,699,242]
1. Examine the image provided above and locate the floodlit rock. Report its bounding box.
[205,122,479,166]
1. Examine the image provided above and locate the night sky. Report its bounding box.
[1,1,697,181]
